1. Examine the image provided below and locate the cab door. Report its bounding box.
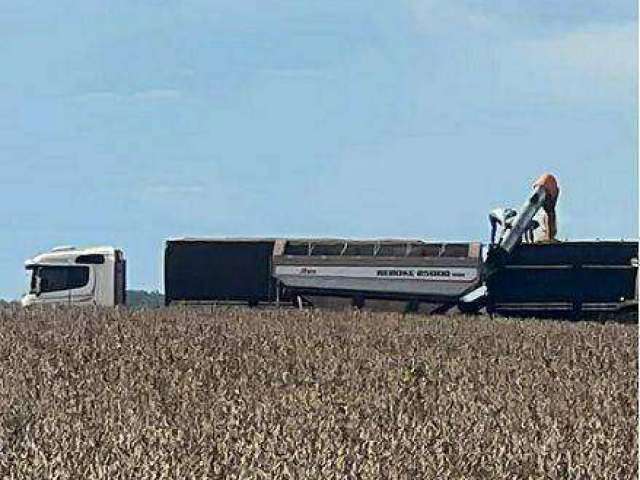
[35,265,95,304]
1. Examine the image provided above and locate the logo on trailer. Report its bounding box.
[275,265,478,282]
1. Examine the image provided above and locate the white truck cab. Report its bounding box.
[21,246,126,307]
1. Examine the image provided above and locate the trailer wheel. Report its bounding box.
[457,301,481,315]
[404,300,419,314]
[352,296,365,310]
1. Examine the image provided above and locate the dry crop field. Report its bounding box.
[0,306,636,479]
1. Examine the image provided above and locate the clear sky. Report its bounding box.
[1,1,637,299]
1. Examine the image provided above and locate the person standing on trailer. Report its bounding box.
[532,173,560,243]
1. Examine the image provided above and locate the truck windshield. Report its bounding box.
[28,266,89,294]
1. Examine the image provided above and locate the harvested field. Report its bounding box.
[0,306,637,479]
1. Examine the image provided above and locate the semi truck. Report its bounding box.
[20,174,640,318]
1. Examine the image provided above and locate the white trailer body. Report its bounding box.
[21,246,126,307]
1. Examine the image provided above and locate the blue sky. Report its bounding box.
[0,1,637,299]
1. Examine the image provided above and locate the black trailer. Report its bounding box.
[486,240,638,318]
[164,237,637,318]
[164,238,277,306]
